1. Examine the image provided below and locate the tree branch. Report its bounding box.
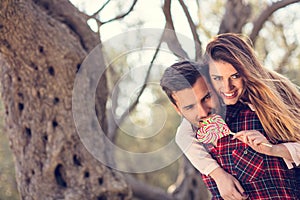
[178,0,202,61]
[250,0,300,42]
[162,0,189,59]
[107,30,165,141]
[101,0,138,25]
[90,0,111,18]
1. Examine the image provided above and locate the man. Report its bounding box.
[160,60,248,200]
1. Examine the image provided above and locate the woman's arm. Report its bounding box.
[233,130,300,168]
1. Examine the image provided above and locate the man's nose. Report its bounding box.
[196,104,208,119]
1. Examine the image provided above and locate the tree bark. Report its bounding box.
[0,0,131,199]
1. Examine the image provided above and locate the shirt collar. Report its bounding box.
[225,101,247,121]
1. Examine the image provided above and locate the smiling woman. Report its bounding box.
[203,32,300,199]
[209,60,244,105]
[176,33,300,200]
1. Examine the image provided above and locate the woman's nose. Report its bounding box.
[222,79,233,91]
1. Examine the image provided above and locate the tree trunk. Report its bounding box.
[0,0,131,199]
[169,158,211,200]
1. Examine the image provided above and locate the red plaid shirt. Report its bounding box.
[200,102,298,199]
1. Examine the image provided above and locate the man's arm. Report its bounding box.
[175,118,220,175]
[176,119,248,199]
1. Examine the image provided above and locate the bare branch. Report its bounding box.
[250,0,300,42]
[178,0,202,61]
[107,30,165,141]
[90,0,111,18]
[162,0,189,59]
[102,0,138,25]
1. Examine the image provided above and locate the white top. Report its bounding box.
[175,118,220,175]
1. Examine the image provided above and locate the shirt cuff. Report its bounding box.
[282,142,300,169]
[202,162,221,176]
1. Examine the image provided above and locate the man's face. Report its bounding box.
[172,76,221,127]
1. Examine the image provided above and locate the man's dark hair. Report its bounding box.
[160,60,209,106]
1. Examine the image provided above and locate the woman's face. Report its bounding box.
[209,60,244,105]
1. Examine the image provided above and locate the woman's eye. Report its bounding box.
[232,73,241,79]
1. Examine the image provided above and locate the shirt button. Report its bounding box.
[243,150,248,154]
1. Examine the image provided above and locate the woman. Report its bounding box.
[203,33,300,199]
[178,33,300,199]
[205,33,300,166]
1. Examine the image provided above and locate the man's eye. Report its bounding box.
[184,105,193,110]
[205,93,211,99]
[212,76,221,81]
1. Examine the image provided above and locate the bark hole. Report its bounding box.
[42,134,48,143]
[98,177,103,185]
[54,164,67,188]
[18,102,24,111]
[2,39,11,49]
[84,171,89,178]
[18,92,23,97]
[36,1,50,10]
[73,154,81,166]
[97,195,107,200]
[25,127,31,138]
[189,190,195,200]
[48,66,55,76]
[25,177,31,185]
[52,119,58,128]
[118,193,126,200]
[37,91,41,99]
[30,62,38,70]
[38,45,44,53]
[76,63,81,73]
[192,178,197,187]
[53,97,60,105]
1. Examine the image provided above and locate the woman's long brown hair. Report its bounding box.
[205,33,300,142]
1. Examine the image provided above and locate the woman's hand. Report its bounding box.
[233,130,273,156]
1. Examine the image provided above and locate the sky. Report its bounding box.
[69,0,200,42]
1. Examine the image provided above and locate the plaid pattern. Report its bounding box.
[201,102,299,199]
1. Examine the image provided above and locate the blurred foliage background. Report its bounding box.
[0,100,18,199]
